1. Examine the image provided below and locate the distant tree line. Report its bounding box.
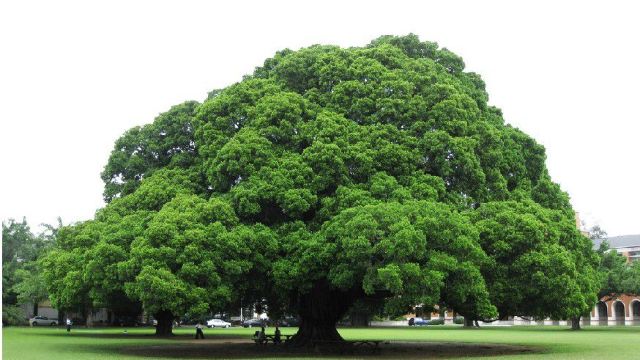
[2,218,60,325]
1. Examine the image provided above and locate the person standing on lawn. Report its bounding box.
[274,324,281,344]
[66,318,72,333]
[195,322,205,339]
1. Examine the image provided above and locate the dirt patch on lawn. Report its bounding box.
[121,339,540,358]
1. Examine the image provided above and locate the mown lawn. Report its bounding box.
[3,325,639,359]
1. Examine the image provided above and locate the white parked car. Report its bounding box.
[30,316,58,326]
[207,318,231,328]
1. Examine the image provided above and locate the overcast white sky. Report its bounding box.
[1,0,638,236]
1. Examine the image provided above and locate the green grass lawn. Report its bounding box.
[3,325,639,359]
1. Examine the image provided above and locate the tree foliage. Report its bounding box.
[598,240,640,299]
[467,201,599,321]
[101,101,201,202]
[2,218,58,323]
[42,34,599,339]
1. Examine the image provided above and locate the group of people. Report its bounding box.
[194,322,282,343]
[194,322,284,344]
[254,325,282,344]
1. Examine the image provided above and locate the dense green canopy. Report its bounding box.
[42,34,599,340]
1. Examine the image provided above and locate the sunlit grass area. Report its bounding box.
[3,325,639,359]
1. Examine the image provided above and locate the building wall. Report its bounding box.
[617,246,640,262]
[19,300,111,325]
[591,294,640,325]
[20,301,58,320]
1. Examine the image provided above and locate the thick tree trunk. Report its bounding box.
[33,303,39,316]
[288,280,359,347]
[464,318,475,328]
[154,310,174,336]
[571,316,581,330]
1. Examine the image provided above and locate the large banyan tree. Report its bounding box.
[42,35,599,340]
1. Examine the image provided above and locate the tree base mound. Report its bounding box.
[121,339,539,358]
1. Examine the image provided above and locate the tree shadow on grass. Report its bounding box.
[29,329,543,359]
[119,341,541,359]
